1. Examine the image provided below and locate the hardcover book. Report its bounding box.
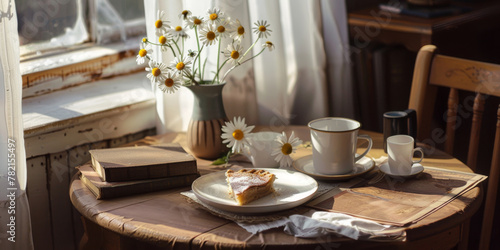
[78,164,199,199]
[89,143,197,182]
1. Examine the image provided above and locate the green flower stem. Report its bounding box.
[169,45,177,57]
[181,37,185,58]
[194,26,203,81]
[211,150,233,166]
[146,41,176,57]
[222,47,266,82]
[216,37,222,83]
[212,58,230,84]
[224,150,233,168]
[239,37,260,63]
[145,41,162,46]
[183,71,198,85]
[172,38,182,57]
[191,45,205,85]
[240,47,266,64]
[202,57,208,82]
[193,45,205,67]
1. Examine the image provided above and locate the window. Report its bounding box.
[17,0,88,57]
[91,0,146,45]
[17,0,147,98]
[17,0,145,57]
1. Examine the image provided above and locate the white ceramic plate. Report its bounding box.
[292,155,375,181]
[379,162,424,179]
[192,168,318,214]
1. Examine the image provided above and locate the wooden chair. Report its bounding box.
[408,45,500,250]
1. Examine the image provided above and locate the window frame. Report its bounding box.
[19,0,147,99]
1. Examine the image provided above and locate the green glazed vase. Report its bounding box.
[185,82,229,159]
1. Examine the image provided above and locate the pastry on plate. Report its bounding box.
[225,169,276,205]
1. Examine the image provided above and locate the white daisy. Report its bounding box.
[145,60,169,85]
[271,131,302,168]
[262,41,275,51]
[158,71,182,94]
[207,7,224,24]
[221,117,255,153]
[223,43,243,65]
[199,24,218,46]
[229,19,245,43]
[136,43,152,65]
[187,15,204,28]
[179,10,192,21]
[253,20,272,39]
[154,10,169,37]
[215,17,231,38]
[158,33,172,45]
[187,49,197,58]
[169,24,189,39]
[158,34,172,52]
[170,56,193,75]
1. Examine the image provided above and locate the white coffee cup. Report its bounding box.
[243,131,280,168]
[387,135,424,175]
[308,117,373,175]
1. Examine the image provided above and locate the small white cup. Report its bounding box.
[243,131,280,168]
[387,135,424,175]
[308,117,373,175]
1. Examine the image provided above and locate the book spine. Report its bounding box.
[104,161,198,182]
[98,174,200,199]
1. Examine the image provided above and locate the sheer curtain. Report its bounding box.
[144,0,353,133]
[0,1,34,249]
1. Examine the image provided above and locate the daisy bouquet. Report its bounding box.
[137,8,275,93]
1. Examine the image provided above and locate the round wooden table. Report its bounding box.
[70,126,483,249]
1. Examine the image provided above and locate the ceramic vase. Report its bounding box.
[185,82,229,159]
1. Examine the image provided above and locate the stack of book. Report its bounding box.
[78,143,199,199]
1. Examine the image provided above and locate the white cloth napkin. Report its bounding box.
[181,191,405,241]
[237,218,290,234]
[283,211,404,240]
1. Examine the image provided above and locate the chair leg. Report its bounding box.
[458,220,470,250]
[479,105,500,250]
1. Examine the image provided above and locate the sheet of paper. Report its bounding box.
[307,167,486,226]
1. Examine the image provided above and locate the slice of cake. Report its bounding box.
[225,169,276,205]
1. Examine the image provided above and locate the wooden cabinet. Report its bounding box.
[348,2,500,58]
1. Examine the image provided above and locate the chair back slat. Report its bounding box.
[467,93,486,171]
[479,105,500,250]
[445,88,459,155]
[429,55,500,96]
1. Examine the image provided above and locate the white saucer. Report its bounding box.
[379,162,424,179]
[292,155,375,181]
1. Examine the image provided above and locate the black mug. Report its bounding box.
[383,109,417,152]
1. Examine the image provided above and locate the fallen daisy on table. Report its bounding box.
[221,116,255,154]
[271,131,302,168]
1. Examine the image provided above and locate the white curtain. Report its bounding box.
[145,0,353,133]
[0,0,34,249]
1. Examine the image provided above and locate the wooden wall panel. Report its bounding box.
[26,156,53,250]
[48,151,75,250]
[68,144,93,249]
